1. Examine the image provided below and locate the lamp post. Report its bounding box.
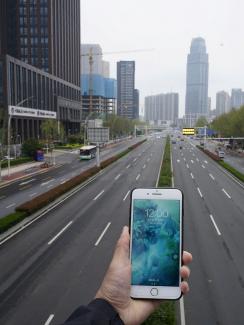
[7,96,34,177]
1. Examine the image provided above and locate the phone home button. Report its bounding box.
[150,288,158,296]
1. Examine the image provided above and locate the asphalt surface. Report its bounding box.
[0,135,165,325]
[0,137,143,217]
[172,137,244,324]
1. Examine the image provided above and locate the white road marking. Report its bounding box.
[209,173,215,181]
[44,314,54,325]
[177,159,180,163]
[150,153,153,156]
[44,314,55,325]
[147,158,151,162]
[114,174,121,180]
[60,180,67,184]
[186,164,189,169]
[136,174,141,181]
[183,158,186,161]
[29,192,37,197]
[19,178,36,186]
[196,158,199,162]
[190,173,194,179]
[133,158,137,162]
[191,160,194,164]
[123,190,131,201]
[210,215,221,236]
[126,164,131,169]
[222,188,231,199]
[201,164,206,169]
[41,179,54,186]
[180,297,186,325]
[143,164,146,169]
[204,160,208,164]
[197,187,203,198]
[6,203,16,209]
[48,221,73,245]
[47,184,53,189]
[95,222,111,246]
[93,190,105,201]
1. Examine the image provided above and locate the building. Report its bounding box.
[81,44,116,116]
[144,93,179,125]
[133,89,139,120]
[117,61,138,119]
[231,88,244,109]
[185,37,209,124]
[216,91,230,116]
[0,0,81,141]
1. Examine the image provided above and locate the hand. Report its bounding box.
[96,226,192,325]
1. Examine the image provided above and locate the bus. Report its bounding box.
[79,145,97,160]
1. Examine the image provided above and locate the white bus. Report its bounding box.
[79,145,97,160]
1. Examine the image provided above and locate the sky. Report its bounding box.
[80,0,244,117]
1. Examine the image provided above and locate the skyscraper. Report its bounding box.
[185,37,209,123]
[117,61,136,119]
[216,91,230,116]
[231,88,244,109]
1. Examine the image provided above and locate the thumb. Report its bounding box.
[112,226,130,264]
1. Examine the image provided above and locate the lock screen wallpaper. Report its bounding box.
[131,199,181,286]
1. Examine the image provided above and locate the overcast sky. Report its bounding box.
[80,0,244,117]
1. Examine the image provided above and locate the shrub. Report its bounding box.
[1,157,33,169]
[22,138,43,158]
[0,211,27,234]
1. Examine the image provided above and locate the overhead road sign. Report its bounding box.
[8,106,57,119]
[87,127,109,143]
[182,128,195,135]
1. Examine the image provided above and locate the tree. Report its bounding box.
[41,119,64,143]
[195,116,208,127]
[22,138,42,158]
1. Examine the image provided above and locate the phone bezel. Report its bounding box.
[129,187,183,300]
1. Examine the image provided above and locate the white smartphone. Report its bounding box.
[130,188,183,300]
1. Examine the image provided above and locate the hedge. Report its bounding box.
[1,157,33,169]
[144,136,176,325]
[0,139,148,234]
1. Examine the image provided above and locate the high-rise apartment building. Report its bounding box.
[185,37,209,122]
[0,0,81,140]
[231,88,244,109]
[216,91,230,116]
[144,93,179,124]
[117,61,137,119]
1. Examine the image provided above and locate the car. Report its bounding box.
[216,150,225,159]
[179,145,183,150]
[172,140,176,144]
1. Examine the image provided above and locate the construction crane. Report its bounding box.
[81,48,154,114]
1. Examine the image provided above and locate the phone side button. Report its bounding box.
[150,288,158,296]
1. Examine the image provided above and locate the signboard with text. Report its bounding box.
[87,127,109,143]
[182,128,195,135]
[8,106,57,119]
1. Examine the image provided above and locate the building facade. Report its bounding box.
[216,91,230,116]
[231,88,244,109]
[185,37,209,122]
[144,93,179,125]
[117,61,138,119]
[0,0,81,141]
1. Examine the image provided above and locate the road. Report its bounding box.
[172,138,244,324]
[0,136,165,325]
[0,137,143,218]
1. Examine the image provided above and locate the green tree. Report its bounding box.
[22,138,42,158]
[195,116,208,127]
[41,119,64,143]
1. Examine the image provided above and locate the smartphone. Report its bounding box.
[130,188,183,300]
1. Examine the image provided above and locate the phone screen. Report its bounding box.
[131,198,181,287]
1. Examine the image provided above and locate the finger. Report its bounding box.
[180,265,190,279]
[182,251,192,265]
[113,226,130,262]
[180,281,189,294]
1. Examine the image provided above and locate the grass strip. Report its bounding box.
[0,139,146,234]
[1,157,33,169]
[144,135,176,325]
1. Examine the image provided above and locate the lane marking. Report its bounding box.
[204,160,208,164]
[44,314,55,325]
[19,184,32,191]
[186,164,189,169]
[93,190,105,201]
[210,214,221,236]
[143,164,146,169]
[126,164,131,169]
[123,190,131,201]
[177,159,180,163]
[147,158,151,162]
[209,173,215,181]
[6,203,16,209]
[183,158,186,161]
[47,184,53,189]
[191,160,194,164]
[222,188,231,199]
[133,158,137,162]
[190,173,194,179]
[197,187,203,198]
[19,178,36,186]
[60,178,67,184]
[201,164,206,169]
[196,158,199,162]
[48,221,73,245]
[95,222,111,246]
[41,179,54,186]
[29,192,37,197]
[136,174,141,181]
[114,174,121,181]
[180,297,186,325]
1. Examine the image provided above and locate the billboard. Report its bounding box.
[182,128,195,135]
[8,106,57,119]
[87,127,109,143]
